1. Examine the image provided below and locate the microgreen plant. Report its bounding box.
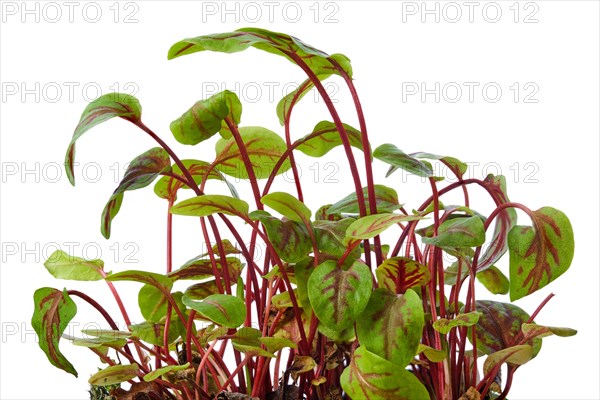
[33,28,576,400]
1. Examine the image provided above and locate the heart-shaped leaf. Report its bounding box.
[508,207,574,300]
[376,257,430,294]
[182,293,246,328]
[356,288,424,367]
[341,346,429,400]
[308,260,372,331]
[44,250,104,281]
[101,147,171,238]
[472,300,541,356]
[65,92,142,185]
[31,288,78,377]
[214,126,291,180]
[170,194,249,219]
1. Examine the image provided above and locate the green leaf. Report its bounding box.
[521,323,577,338]
[433,312,482,335]
[143,363,190,382]
[328,185,401,215]
[478,175,517,271]
[410,152,468,178]
[258,337,297,353]
[65,92,142,185]
[483,345,534,375]
[231,328,276,358]
[356,288,424,367]
[100,194,123,241]
[183,280,220,300]
[308,260,372,331]
[293,257,314,311]
[169,256,243,282]
[105,270,173,292]
[251,211,312,263]
[272,290,298,309]
[315,219,360,262]
[276,76,329,125]
[129,321,180,346]
[296,121,366,158]
[261,192,311,223]
[417,344,447,362]
[88,364,139,386]
[138,288,184,323]
[171,194,249,218]
[182,294,246,328]
[341,346,429,400]
[101,147,171,239]
[82,329,131,340]
[344,213,423,246]
[44,250,104,281]
[477,266,509,295]
[153,159,231,201]
[214,126,291,180]
[473,300,541,356]
[170,90,239,145]
[373,144,434,178]
[422,216,485,248]
[508,207,574,301]
[71,336,127,350]
[376,257,430,294]
[31,288,78,377]
[168,28,352,78]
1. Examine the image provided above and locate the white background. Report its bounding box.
[1,1,599,399]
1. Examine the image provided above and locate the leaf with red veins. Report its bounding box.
[341,346,429,399]
[31,288,78,376]
[508,207,574,301]
[375,257,430,294]
[65,93,142,185]
[478,175,518,271]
